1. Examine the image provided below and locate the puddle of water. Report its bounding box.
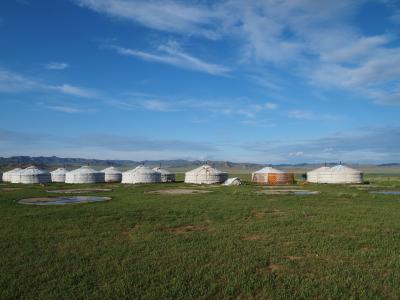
[18,196,111,205]
[147,189,212,195]
[47,188,112,194]
[370,191,400,195]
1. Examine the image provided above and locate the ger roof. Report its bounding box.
[186,165,227,175]
[68,166,101,174]
[101,166,122,174]
[51,167,68,174]
[330,165,361,174]
[20,166,49,175]
[253,167,286,174]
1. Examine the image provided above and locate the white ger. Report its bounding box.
[122,166,161,184]
[152,167,175,182]
[18,166,51,184]
[307,165,363,184]
[185,165,228,184]
[2,168,22,182]
[101,167,122,183]
[10,168,24,183]
[50,168,69,183]
[306,166,331,183]
[65,166,105,184]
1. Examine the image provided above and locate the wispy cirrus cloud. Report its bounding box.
[1,126,399,163]
[0,68,38,92]
[50,84,99,98]
[140,99,177,112]
[287,110,343,121]
[39,104,96,113]
[108,92,279,120]
[74,0,222,39]
[45,62,69,70]
[75,0,400,105]
[242,126,400,163]
[0,68,99,98]
[73,133,216,152]
[110,41,230,76]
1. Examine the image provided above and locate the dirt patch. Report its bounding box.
[47,188,112,194]
[302,212,316,218]
[350,184,375,188]
[1,188,22,191]
[165,224,213,235]
[195,185,222,188]
[284,241,296,246]
[287,256,303,261]
[242,234,265,241]
[268,264,283,273]
[351,184,380,191]
[262,185,301,189]
[257,263,284,275]
[251,208,284,218]
[119,224,142,240]
[148,189,212,195]
[257,189,319,195]
[359,246,372,253]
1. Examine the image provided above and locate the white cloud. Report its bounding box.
[0,68,99,99]
[288,110,315,120]
[107,93,280,121]
[289,151,304,157]
[51,84,99,98]
[141,99,176,112]
[41,104,95,113]
[45,62,69,70]
[74,0,222,39]
[243,126,400,163]
[0,68,39,92]
[110,41,230,76]
[240,119,275,128]
[263,102,278,110]
[288,109,343,121]
[75,0,400,105]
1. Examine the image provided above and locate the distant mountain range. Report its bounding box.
[0,156,262,170]
[0,156,398,172]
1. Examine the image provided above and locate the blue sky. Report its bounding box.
[0,0,400,163]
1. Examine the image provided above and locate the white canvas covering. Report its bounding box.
[10,168,24,183]
[2,168,22,182]
[184,165,228,184]
[307,166,331,183]
[307,165,363,184]
[50,168,68,183]
[325,165,363,184]
[152,167,175,182]
[252,167,294,185]
[223,177,241,185]
[122,166,161,184]
[101,167,122,183]
[65,166,105,184]
[18,166,51,184]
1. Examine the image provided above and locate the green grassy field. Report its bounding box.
[1,174,400,299]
